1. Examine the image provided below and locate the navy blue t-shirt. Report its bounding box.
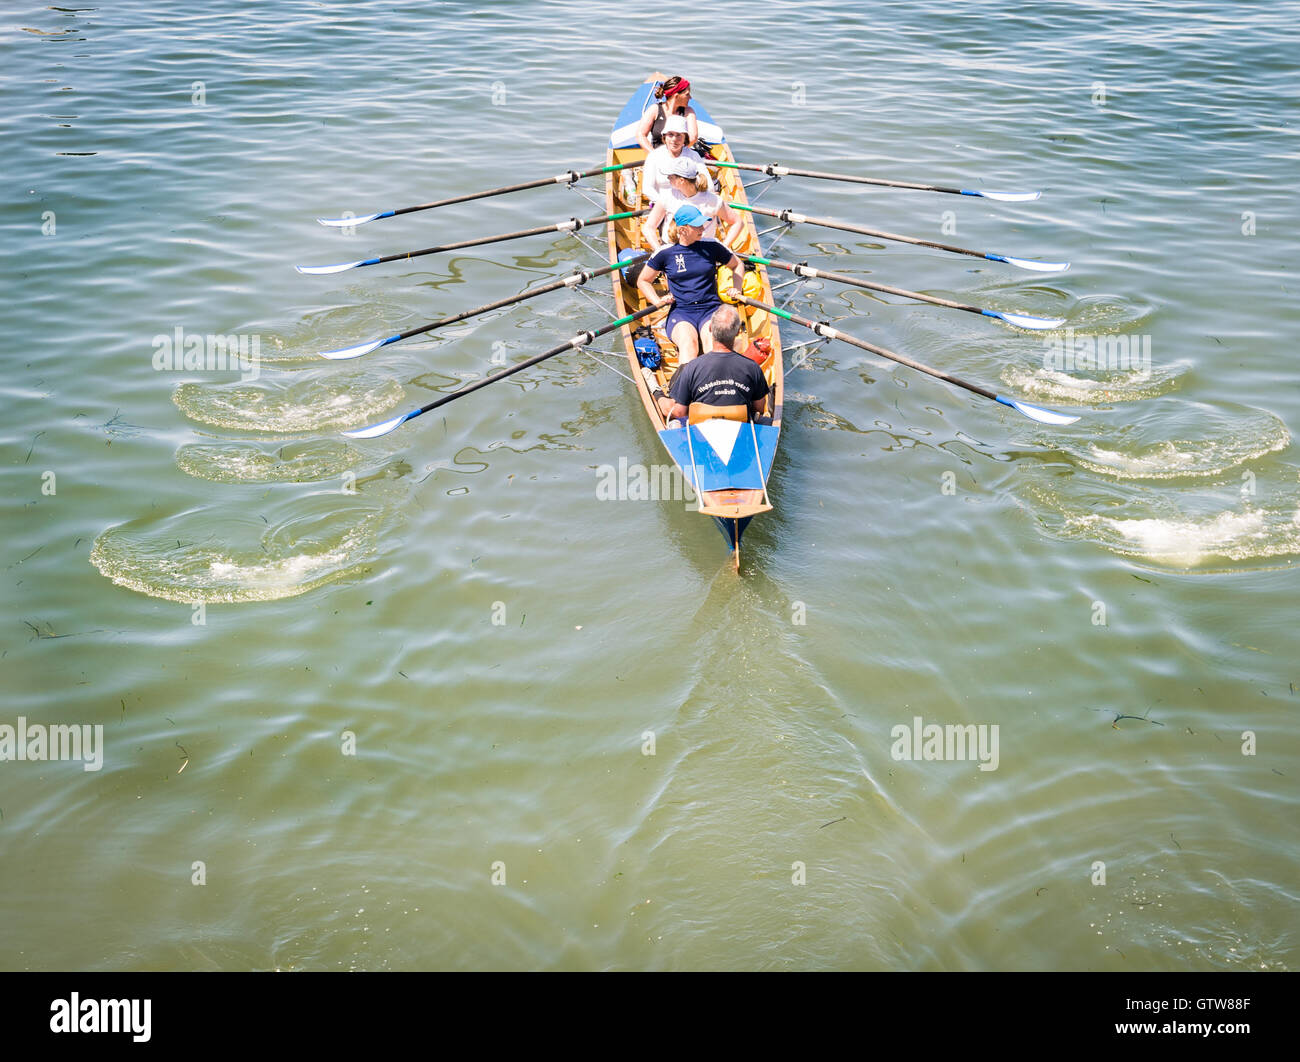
[648,240,733,307]
[670,348,770,410]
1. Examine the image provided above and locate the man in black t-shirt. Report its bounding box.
[665,305,769,424]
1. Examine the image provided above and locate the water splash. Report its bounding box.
[1064,407,1290,480]
[1020,472,1300,568]
[173,371,404,433]
[1001,361,1185,405]
[90,506,387,603]
[176,440,364,483]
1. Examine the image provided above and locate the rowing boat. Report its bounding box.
[329,82,1078,571]
[605,74,784,571]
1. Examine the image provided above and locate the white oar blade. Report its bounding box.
[976,190,1041,202]
[296,260,366,275]
[997,255,1071,273]
[319,337,390,361]
[317,212,385,227]
[994,311,1067,331]
[998,396,1080,425]
[343,411,414,439]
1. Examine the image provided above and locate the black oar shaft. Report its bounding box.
[745,255,986,317]
[396,256,643,344]
[408,304,662,420]
[389,162,644,218]
[734,204,990,262]
[711,160,963,196]
[375,210,646,267]
[739,296,996,402]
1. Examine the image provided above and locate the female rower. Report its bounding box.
[637,204,745,368]
[640,114,704,205]
[640,157,741,254]
[637,75,698,152]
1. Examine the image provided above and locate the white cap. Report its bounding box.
[662,114,688,135]
[666,156,699,178]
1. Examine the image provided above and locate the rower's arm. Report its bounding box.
[637,266,668,308]
[636,109,655,153]
[718,203,741,252]
[724,253,745,295]
[685,107,699,145]
[641,203,666,252]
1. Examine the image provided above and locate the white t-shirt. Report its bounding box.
[641,145,703,206]
[657,188,726,243]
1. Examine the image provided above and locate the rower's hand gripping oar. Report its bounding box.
[316,161,646,227]
[296,209,648,275]
[342,304,663,439]
[738,296,1079,426]
[743,255,1065,331]
[707,160,1041,202]
[732,204,1069,273]
[318,255,647,360]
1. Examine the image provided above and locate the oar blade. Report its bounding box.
[989,254,1071,273]
[295,258,376,276]
[991,311,1068,331]
[316,211,392,227]
[318,335,395,361]
[967,189,1042,202]
[343,410,416,439]
[996,395,1080,425]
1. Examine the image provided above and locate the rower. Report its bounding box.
[640,114,704,205]
[637,204,745,370]
[637,75,699,152]
[663,305,769,425]
[640,157,742,254]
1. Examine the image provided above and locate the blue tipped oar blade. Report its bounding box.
[316,211,394,228]
[995,395,1080,425]
[343,410,417,439]
[987,254,1070,273]
[318,335,397,361]
[964,189,1041,202]
[295,257,378,276]
[989,311,1068,331]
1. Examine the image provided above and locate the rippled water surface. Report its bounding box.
[3,0,1297,970]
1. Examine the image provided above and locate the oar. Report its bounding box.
[319,255,647,360]
[343,304,663,439]
[317,161,645,227]
[296,209,648,275]
[738,296,1079,426]
[707,160,1040,202]
[743,254,1065,331]
[732,203,1069,272]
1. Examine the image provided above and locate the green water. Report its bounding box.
[2,0,1296,970]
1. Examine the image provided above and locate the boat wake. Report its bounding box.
[173,370,404,433]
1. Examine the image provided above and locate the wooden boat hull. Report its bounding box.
[605,75,784,569]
